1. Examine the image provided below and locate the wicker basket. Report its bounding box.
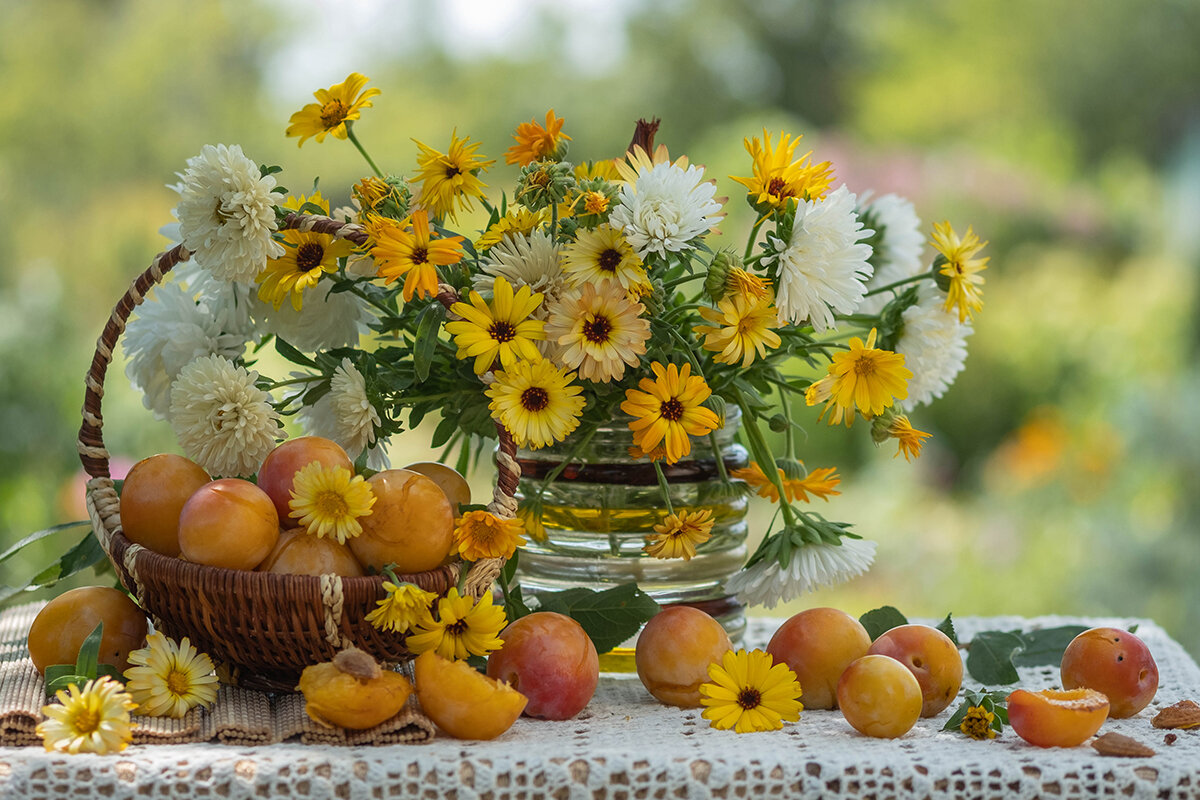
[76,214,519,691]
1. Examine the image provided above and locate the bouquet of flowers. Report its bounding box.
[124,72,987,613]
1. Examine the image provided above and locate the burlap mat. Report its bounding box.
[0,601,434,747]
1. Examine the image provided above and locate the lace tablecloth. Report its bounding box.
[1,615,1197,800]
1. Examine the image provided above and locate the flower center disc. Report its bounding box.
[166,669,192,697]
[582,315,613,344]
[737,688,762,710]
[320,100,349,128]
[521,387,550,412]
[660,398,685,422]
[317,490,350,518]
[598,249,622,273]
[296,242,326,272]
[853,356,877,377]
[489,321,517,343]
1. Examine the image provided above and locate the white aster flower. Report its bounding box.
[473,230,567,304]
[174,144,285,284]
[766,185,874,333]
[175,261,257,339]
[858,193,925,315]
[894,285,972,410]
[298,358,388,469]
[255,282,368,352]
[726,538,876,610]
[168,354,281,477]
[609,161,723,260]
[123,280,251,419]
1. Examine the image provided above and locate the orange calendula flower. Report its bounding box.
[411,133,494,222]
[505,110,572,166]
[806,328,911,426]
[620,362,721,464]
[729,130,835,212]
[368,210,465,301]
[887,415,933,461]
[731,462,841,504]
[932,221,989,323]
[644,509,715,560]
[452,510,528,562]
[286,73,381,146]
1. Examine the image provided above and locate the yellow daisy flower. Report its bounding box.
[505,109,572,167]
[620,361,722,465]
[286,72,381,146]
[545,283,651,384]
[960,705,998,740]
[699,649,803,733]
[365,581,437,634]
[887,415,933,461]
[486,358,586,449]
[123,632,219,719]
[694,293,782,368]
[405,589,507,661]
[729,130,835,212]
[932,221,989,323]
[475,207,547,251]
[805,328,911,426]
[257,192,353,310]
[288,462,376,544]
[37,677,137,754]
[730,461,841,504]
[643,509,715,560]
[561,224,646,290]
[614,143,689,183]
[411,132,495,222]
[452,510,528,561]
[445,276,546,375]
[368,210,465,302]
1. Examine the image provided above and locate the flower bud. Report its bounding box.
[702,394,727,428]
[768,414,789,433]
[705,251,743,302]
[517,161,577,211]
[870,409,898,444]
[775,458,806,481]
[931,253,952,292]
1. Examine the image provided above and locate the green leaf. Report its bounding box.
[534,583,660,654]
[942,702,970,731]
[44,666,89,698]
[0,521,89,565]
[1128,623,1139,634]
[57,532,108,581]
[75,622,103,679]
[1011,625,1088,667]
[274,337,317,368]
[966,630,1024,685]
[412,303,446,383]
[936,613,959,646]
[859,606,908,640]
[430,413,459,449]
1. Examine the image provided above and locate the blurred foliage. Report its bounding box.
[1,0,1198,656]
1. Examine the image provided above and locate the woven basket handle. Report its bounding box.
[76,212,511,590]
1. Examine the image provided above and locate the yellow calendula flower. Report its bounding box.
[731,461,841,504]
[475,207,547,251]
[37,677,137,754]
[561,224,646,290]
[960,705,998,740]
[406,589,507,661]
[700,649,803,733]
[729,130,835,212]
[286,72,381,146]
[452,510,528,561]
[505,109,571,167]
[365,581,437,634]
[288,462,376,543]
[123,632,219,719]
[368,210,465,302]
[806,328,911,426]
[545,283,651,384]
[887,415,933,461]
[932,221,989,323]
[411,132,495,222]
[445,276,546,375]
[486,357,586,449]
[575,160,622,182]
[620,362,722,465]
[694,293,782,368]
[257,192,353,310]
[643,509,715,560]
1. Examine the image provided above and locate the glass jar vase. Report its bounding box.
[514,407,750,660]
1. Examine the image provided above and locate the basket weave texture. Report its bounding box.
[77,214,515,690]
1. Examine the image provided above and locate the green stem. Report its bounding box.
[665,327,705,377]
[863,272,931,297]
[781,386,796,460]
[346,124,385,179]
[662,273,705,290]
[266,375,323,390]
[743,214,769,261]
[652,461,675,515]
[346,284,397,317]
[734,389,797,528]
[708,431,730,483]
[550,200,558,240]
[533,424,599,500]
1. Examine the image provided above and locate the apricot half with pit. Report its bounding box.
[298,648,413,730]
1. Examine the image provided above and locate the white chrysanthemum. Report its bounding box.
[123,280,251,419]
[609,162,723,260]
[175,261,257,339]
[765,185,873,333]
[255,282,368,352]
[858,193,925,315]
[174,144,285,284]
[168,354,281,477]
[894,286,972,410]
[473,230,567,304]
[298,358,388,469]
[726,538,876,610]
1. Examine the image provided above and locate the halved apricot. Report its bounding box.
[1007,688,1109,747]
[413,650,527,740]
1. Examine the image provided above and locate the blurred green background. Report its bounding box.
[2,0,1198,657]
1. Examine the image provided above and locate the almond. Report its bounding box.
[1151,699,1200,730]
[1091,732,1156,758]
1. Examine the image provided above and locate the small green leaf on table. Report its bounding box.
[535,583,660,654]
[859,606,908,641]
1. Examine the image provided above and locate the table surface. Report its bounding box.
[0,615,1197,800]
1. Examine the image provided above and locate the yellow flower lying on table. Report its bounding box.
[37,677,137,754]
[699,649,803,733]
[123,632,219,719]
